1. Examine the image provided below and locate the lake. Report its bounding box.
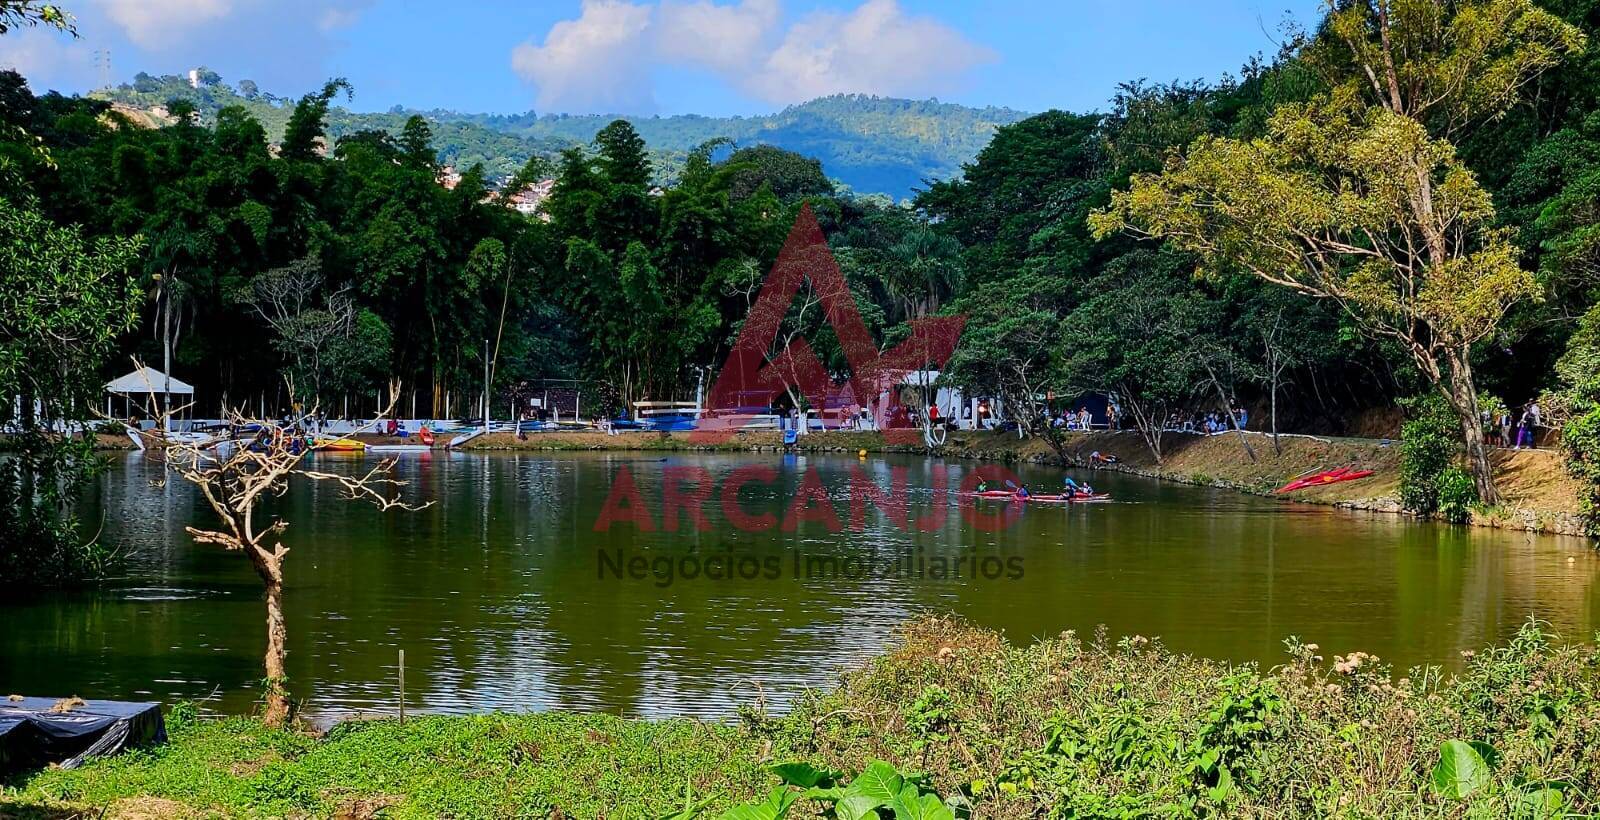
[2,450,1596,721]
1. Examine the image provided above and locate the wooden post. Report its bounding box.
[398,648,405,725]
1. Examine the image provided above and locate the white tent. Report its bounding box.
[105,366,194,396]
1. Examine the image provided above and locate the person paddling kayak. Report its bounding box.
[1014,484,1030,500]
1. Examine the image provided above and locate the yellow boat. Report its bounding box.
[312,436,366,452]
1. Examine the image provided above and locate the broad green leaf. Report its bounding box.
[1468,740,1500,770]
[846,761,905,801]
[1432,740,1491,799]
[800,786,844,801]
[835,794,885,820]
[891,785,956,820]
[1517,784,1564,819]
[1205,766,1233,803]
[772,761,840,788]
[716,787,797,820]
[717,806,782,820]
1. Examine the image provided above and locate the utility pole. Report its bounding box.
[93,49,112,92]
[159,272,172,432]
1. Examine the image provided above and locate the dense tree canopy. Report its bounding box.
[8,0,1600,544]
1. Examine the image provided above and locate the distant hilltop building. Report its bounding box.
[437,165,463,191]
[433,167,555,220]
[506,178,555,218]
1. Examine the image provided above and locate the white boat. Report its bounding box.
[367,444,432,453]
[447,430,484,448]
[126,428,216,451]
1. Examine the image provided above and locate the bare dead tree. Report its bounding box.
[233,258,357,409]
[155,378,426,726]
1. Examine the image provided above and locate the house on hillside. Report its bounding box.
[437,165,463,190]
[507,178,555,216]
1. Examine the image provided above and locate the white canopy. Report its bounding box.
[105,367,194,395]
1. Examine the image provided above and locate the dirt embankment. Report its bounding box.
[462,427,1591,537]
[940,428,1587,537]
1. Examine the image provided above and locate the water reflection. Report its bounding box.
[1,451,1595,720]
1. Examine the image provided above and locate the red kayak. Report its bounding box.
[1024,493,1113,504]
[962,491,1112,503]
[1275,467,1374,494]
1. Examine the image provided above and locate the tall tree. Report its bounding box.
[1093,0,1584,503]
[0,197,142,583]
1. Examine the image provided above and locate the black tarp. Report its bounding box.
[0,697,166,772]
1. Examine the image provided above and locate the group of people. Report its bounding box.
[973,475,1097,499]
[1485,401,1542,450]
[824,399,1002,432]
[1163,407,1248,435]
[1051,407,1096,430]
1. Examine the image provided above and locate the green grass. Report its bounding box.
[6,712,765,818]
[6,616,1600,817]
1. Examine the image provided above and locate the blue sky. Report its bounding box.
[3,1,1324,116]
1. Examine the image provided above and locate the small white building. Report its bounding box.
[105,366,194,429]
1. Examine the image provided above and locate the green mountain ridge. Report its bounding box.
[92,73,1031,198]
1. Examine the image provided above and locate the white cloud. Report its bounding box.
[99,0,234,49]
[747,0,993,103]
[7,1,379,99]
[655,0,779,75]
[318,7,364,32]
[0,28,96,85]
[511,0,657,114]
[512,0,992,112]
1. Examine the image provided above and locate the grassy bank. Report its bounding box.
[6,616,1600,818]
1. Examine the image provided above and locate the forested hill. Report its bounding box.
[454,96,1032,198]
[93,73,1030,198]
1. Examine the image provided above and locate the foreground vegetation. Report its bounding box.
[6,616,1599,818]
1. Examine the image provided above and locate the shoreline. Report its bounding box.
[459,427,1591,538]
[64,425,1588,537]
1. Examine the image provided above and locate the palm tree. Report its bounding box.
[887,226,964,322]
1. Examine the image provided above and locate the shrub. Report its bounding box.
[1399,393,1460,517]
[1437,467,1479,524]
[15,616,1600,817]
[1558,305,1600,538]
[1567,408,1600,538]
[0,433,118,586]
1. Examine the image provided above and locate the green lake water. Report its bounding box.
[2,451,1597,720]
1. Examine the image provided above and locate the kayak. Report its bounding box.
[313,436,365,452]
[447,429,483,449]
[1274,467,1374,493]
[1019,493,1112,504]
[962,491,1112,503]
[367,444,431,453]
